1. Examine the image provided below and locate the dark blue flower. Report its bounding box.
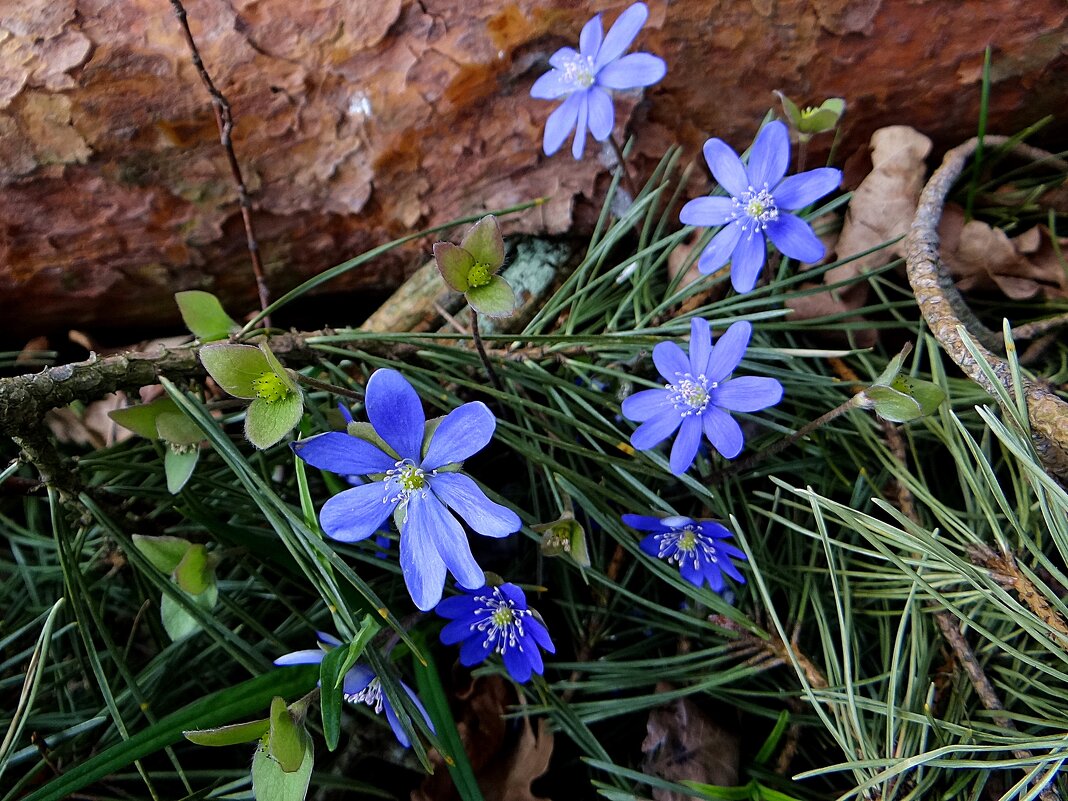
[274,632,434,748]
[621,318,783,474]
[679,120,842,293]
[292,369,521,611]
[530,2,666,159]
[622,514,747,591]
[436,582,556,684]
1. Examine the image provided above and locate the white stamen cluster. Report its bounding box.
[667,372,717,416]
[653,524,720,572]
[469,587,531,656]
[382,458,431,504]
[731,184,779,234]
[560,53,596,89]
[345,676,384,713]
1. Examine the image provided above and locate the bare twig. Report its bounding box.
[905,137,1068,482]
[169,0,271,324]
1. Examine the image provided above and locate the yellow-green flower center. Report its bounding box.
[468,262,493,288]
[252,370,290,403]
[398,463,426,491]
[677,529,698,552]
[491,606,516,627]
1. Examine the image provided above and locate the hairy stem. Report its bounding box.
[469,310,505,396]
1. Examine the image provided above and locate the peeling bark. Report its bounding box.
[1,0,1065,334]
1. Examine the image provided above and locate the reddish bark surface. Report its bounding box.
[1,0,1064,335]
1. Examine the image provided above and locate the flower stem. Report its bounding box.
[289,371,364,402]
[608,134,639,199]
[711,395,860,481]
[470,310,505,396]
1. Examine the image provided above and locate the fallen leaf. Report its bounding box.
[641,683,740,801]
[413,675,553,801]
[45,391,130,448]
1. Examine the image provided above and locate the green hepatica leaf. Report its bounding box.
[466,275,516,318]
[346,421,398,460]
[132,534,192,575]
[268,696,305,773]
[200,343,270,398]
[432,242,474,292]
[773,90,802,127]
[175,290,239,342]
[873,342,913,387]
[459,214,504,269]
[161,579,218,642]
[246,393,304,450]
[252,729,314,801]
[174,543,213,595]
[184,718,270,747]
[890,374,946,416]
[164,445,199,494]
[156,409,205,446]
[863,385,923,423]
[109,400,168,440]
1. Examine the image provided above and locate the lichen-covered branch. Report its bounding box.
[905,138,1068,482]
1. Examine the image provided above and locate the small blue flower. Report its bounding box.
[292,369,521,611]
[620,318,783,474]
[679,120,842,293]
[274,632,434,748]
[436,582,556,684]
[622,514,747,591]
[530,2,666,159]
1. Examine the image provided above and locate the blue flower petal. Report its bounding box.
[701,406,744,459]
[713,376,784,412]
[320,483,396,543]
[746,121,790,190]
[631,408,682,450]
[679,196,734,227]
[594,2,649,70]
[436,594,477,619]
[526,617,556,653]
[441,617,478,645]
[408,493,485,591]
[400,506,448,611]
[687,317,712,378]
[291,431,395,476]
[543,92,582,156]
[730,231,766,293]
[774,167,841,210]
[524,637,545,675]
[698,521,734,539]
[402,683,435,733]
[766,213,824,263]
[274,649,325,666]
[421,401,495,470]
[338,404,354,424]
[702,564,725,592]
[341,665,374,697]
[586,86,614,141]
[530,69,573,100]
[596,52,666,89]
[652,340,689,381]
[678,559,703,587]
[498,582,527,607]
[382,698,410,748]
[549,47,580,69]
[669,415,702,474]
[620,388,672,422]
[571,92,590,159]
[365,369,425,461]
[503,644,533,683]
[624,514,670,532]
[697,222,742,274]
[706,320,751,383]
[702,138,749,198]
[428,472,521,538]
[460,634,492,666]
[579,13,603,58]
[317,631,343,646]
[638,532,661,556]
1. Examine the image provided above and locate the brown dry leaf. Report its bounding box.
[413,675,553,801]
[641,684,740,801]
[45,391,130,448]
[787,126,932,339]
[941,205,1068,300]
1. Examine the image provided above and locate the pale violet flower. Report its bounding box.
[622,515,747,591]
[620,318,783,474]
[530,2,666,159]
[680,120,842,293]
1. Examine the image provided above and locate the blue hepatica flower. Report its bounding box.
[274,632,434,748]
[623,514,747,592]
[621,318,783,474]
[679,120,842,293]
[436,582,556,684]
[530,2,666,159]
[292,369,521,611]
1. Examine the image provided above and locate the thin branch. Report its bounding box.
[169,0,271,324]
